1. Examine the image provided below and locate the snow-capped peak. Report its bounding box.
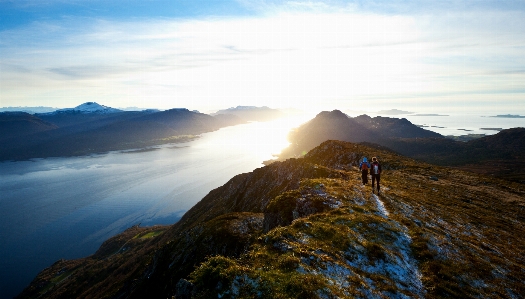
[53,102,122,114]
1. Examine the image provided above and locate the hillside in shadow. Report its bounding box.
[0,108,244,161]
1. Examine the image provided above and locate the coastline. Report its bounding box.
[0,134,201,163]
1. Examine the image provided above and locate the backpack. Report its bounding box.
[360,162,368,171]
[372,163,380,174]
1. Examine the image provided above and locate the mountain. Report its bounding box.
[353,114,441,138]
[18,140,525,298]
[281,110,442,159]
[279,110,525,182]
[0,106,245,161]
[212,106,283,122]
[0,112,58,141]
[0,106,57,114]
[51,102,123,114]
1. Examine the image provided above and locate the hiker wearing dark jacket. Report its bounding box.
[359,157,370,185]
[370,157,382,193]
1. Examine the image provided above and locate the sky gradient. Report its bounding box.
[1,0,524,114]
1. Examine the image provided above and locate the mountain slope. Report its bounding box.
[0,108,244,161]
[0,112,58,141]
[353,114,441,138]
[52,102,123,114]
[281,110,442,159]
[18,141,525,299]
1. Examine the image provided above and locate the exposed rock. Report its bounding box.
[175,279,194,299]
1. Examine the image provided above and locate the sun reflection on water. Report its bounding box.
[196,114,313,163]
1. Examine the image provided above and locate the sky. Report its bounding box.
[1,0,524,114]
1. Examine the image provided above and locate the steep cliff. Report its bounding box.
[18,141,525,299]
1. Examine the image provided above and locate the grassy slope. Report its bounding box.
[187,141,525,298]
[18,141,525,299]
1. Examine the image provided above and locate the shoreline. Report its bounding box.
[0,134,201,163]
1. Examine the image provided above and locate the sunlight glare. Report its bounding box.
[239,114,312,162]
[201,114,312,163]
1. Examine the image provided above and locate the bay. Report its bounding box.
[403,113,524,136]
[347,112,524,136]
[0,117,306,299]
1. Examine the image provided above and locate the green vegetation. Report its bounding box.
[134,230,166,240]
[18,140,525,299]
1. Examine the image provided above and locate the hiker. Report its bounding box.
[359,157,370,185]
[371,157,382,193]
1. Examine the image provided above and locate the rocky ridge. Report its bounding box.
[18,141,525,299]
[280,110,525,182]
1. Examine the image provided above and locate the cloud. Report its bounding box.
[1,2,524,113]
[47,65,133,79]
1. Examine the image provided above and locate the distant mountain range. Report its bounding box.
[279,110,525,182]
[0,102,251,161]
[18,140,525,298]
[0,106,58,114]
[0,103,157,114]
[489,114,525,118]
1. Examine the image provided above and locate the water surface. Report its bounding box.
[0,117,305,298]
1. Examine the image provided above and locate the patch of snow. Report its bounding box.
[371,194,389,217]
[344,220,425,298]
[52,102,122,114]
[394,201,414,218]
[317,261,355,288]
[426,234,463,261]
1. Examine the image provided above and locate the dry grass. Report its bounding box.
[18,140,525,299]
